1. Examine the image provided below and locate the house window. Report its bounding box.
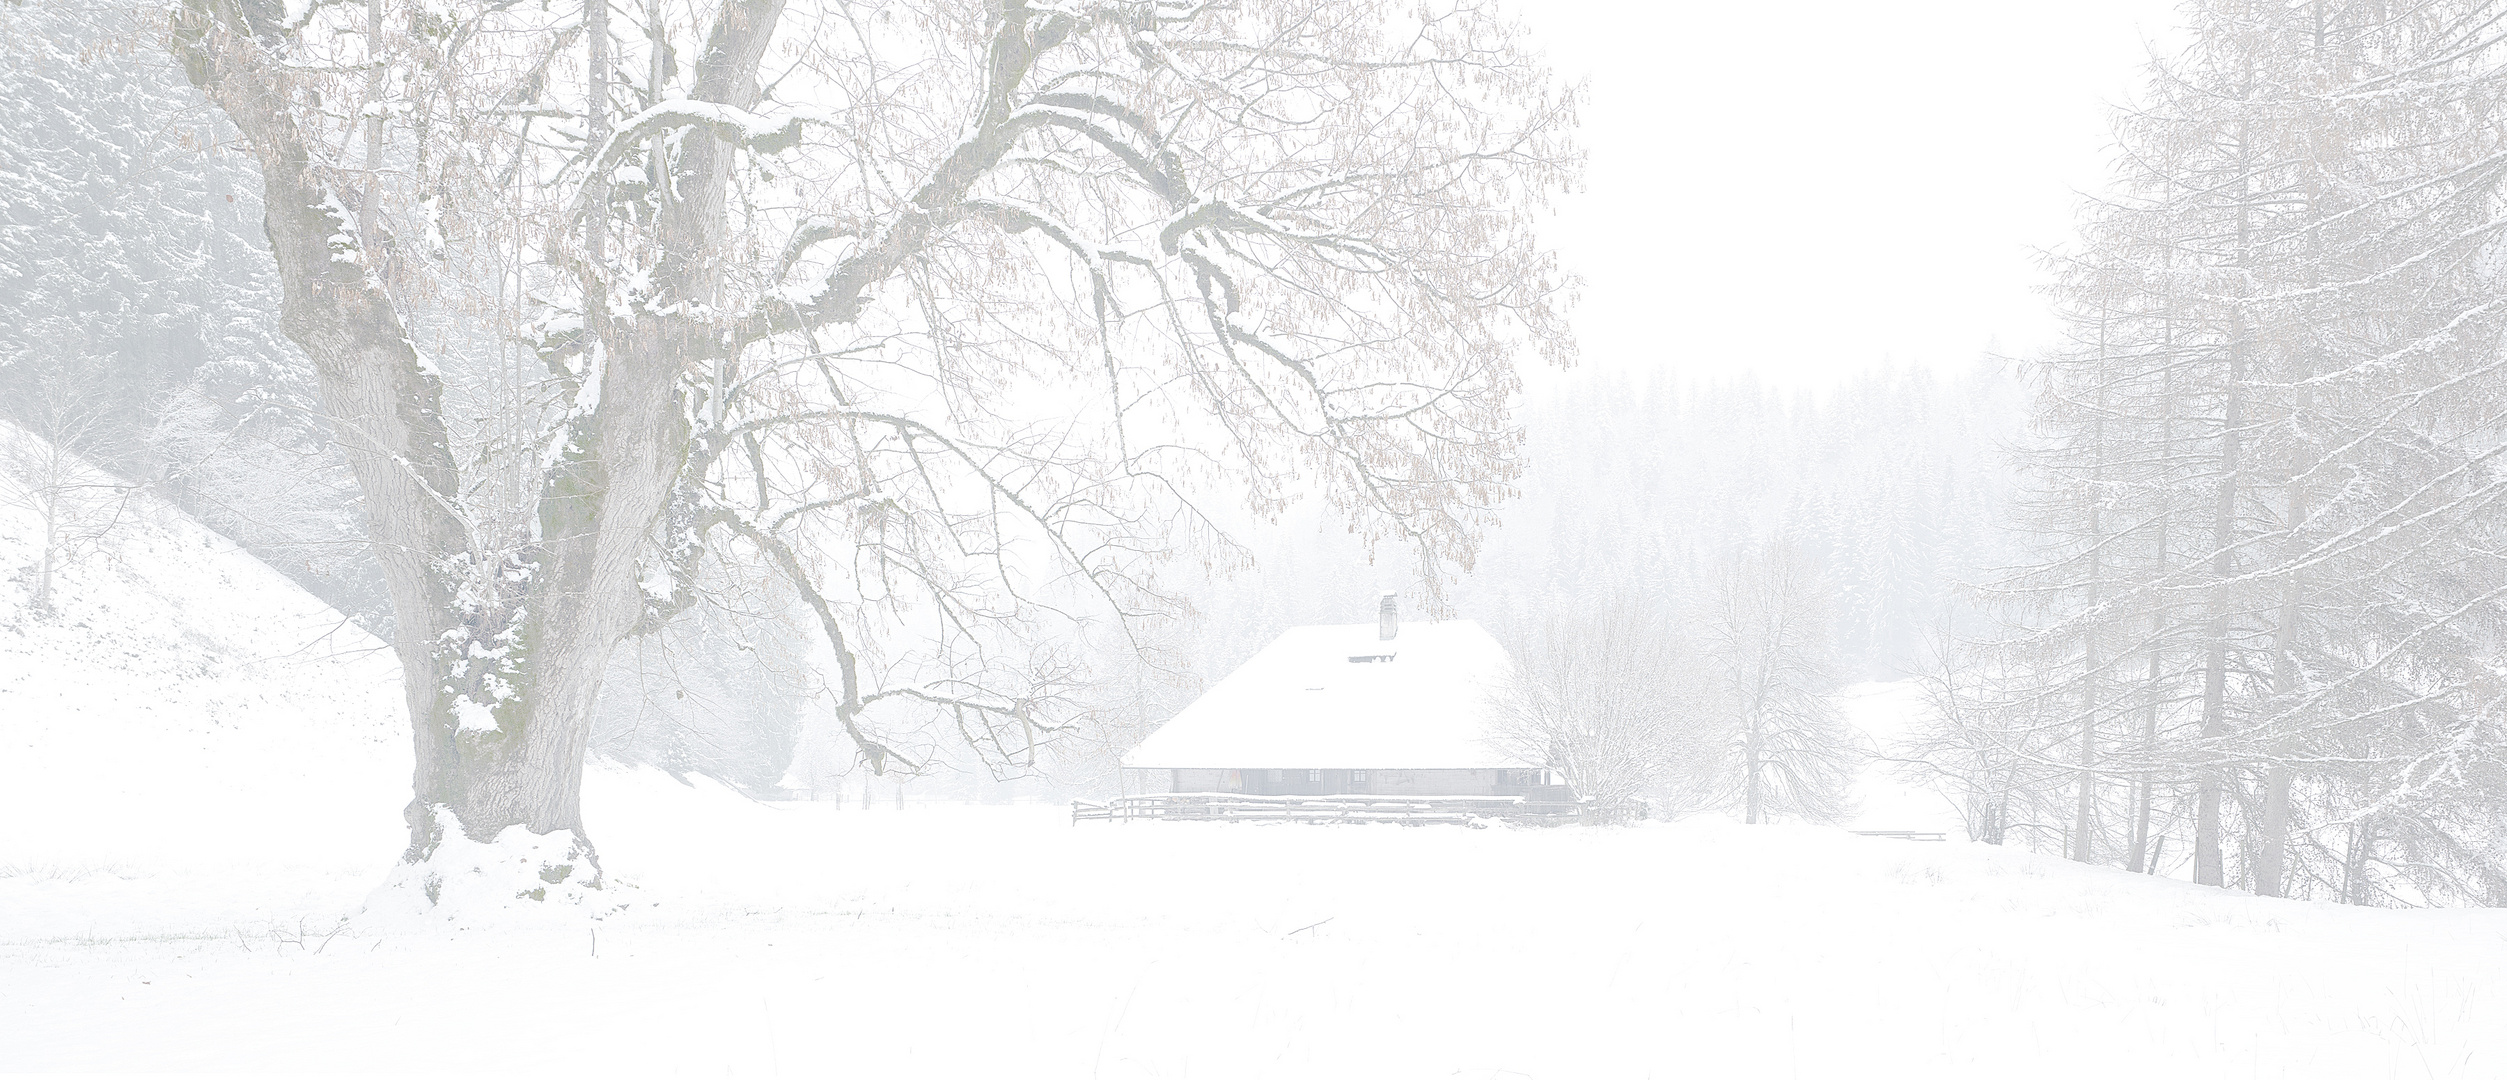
[1351,770,1369,783]
[1306,769,1323,783]
[1268,769,1284,783]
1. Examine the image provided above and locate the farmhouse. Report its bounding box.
[1121,595,1559,800]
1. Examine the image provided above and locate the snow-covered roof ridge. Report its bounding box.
[1122,618,1528,771]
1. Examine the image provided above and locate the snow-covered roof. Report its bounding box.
[1122,620,1527,770]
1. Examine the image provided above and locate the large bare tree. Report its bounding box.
[168,0,1575,899]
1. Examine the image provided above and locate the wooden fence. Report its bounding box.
[1071,791,1581,826]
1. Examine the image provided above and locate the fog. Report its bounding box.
[5,0,2505,1074]
[1535,0,2184,384]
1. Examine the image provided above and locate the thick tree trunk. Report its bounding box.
[2253,495,2306,898]
[2252,233,2320,897]
[2195,144,2252,889]
[176,9,599,885]
[2128,341,2174,876]
[586,0,610,271]
[2194,385,2240,888]
[1741,707,1764,825]
[2127,603,2165,874]
[2072,668,2100,862]
[169,3,766,895]
[172,9,473,845]
[2073,367,2107,864]
[2125,780,2153,873]
[2253,765,2292,897]
[2341,818,2374,905]
[1980,771,2008,845]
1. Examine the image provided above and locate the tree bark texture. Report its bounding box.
[170,1,778,879]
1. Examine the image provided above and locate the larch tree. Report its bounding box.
[1933,0,2507,905]
[167,0,1576,901]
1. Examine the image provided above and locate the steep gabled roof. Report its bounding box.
[1122,620,1527,770]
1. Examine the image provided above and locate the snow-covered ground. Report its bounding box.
[9,787,2507,1077]
[0,422,406,892]
[6,426,2506,1077]
[1836,679,1970,837]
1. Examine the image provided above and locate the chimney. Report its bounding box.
[1377,591,1399,641]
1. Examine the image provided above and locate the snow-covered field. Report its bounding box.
[9,788,2507,1077]
[6,429,2507,1077]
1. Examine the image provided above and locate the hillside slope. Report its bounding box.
[0,422,408,891]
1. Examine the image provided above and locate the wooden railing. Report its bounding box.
[1071,792,1580,826]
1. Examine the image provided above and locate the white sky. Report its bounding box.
[1527,0,2187,387]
